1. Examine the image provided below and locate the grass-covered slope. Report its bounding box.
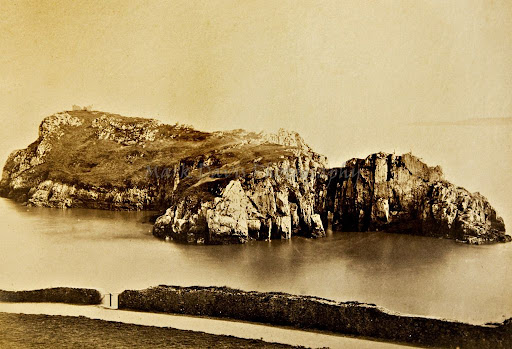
[0,110,507,244]
[2,110,297,192]
[0,110,328,243]
[0,313,299,349]
[0,110,316,211]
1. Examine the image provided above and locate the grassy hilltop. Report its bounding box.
[22,110,296,190]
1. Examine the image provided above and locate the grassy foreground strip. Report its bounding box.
[0,287,102,305]
[0,312,301,349]
[119,285,512,349]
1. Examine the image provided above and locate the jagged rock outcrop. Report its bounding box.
[316,152,509,244]
[0,110,508,244]
[1,110,327,243]
[92,115,161,146]
[25,179,153,209]
[153,156,326,244]
[1,112,84,200]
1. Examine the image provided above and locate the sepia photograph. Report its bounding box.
[0,0,511,348]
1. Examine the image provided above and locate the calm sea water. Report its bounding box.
[0,124,511,325]
[0,197,511,325]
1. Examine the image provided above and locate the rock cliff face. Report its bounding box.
[0,110,508,244]
[0,110,327,243]
[151,128,327,244]
[152,154,326,244]
[316,152,509,244]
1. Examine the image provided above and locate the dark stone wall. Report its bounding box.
[119,285,512,349]
[0,287,102,305]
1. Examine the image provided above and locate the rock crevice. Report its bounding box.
[0,111,508,244]
[316,152,508,244]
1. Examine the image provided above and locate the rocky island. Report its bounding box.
[1,110,508,245]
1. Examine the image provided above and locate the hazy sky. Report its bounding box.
[1,0,511,164]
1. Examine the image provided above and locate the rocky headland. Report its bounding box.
[0,110,508,244]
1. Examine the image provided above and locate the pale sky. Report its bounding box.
[1,0,511,165]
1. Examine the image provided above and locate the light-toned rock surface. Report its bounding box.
[152,151,328,244]
[0,112,84,195]
[206,180,250,243]
[0,110,507,244]
[92,114,161,146]
[317,152,509,244]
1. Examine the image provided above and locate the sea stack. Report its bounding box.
[316,152,509,244]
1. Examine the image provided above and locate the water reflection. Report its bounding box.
[1,196,512,325]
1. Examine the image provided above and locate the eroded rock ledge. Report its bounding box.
[0,110,508,244]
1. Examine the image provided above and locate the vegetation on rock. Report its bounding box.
[0,110,508,244]
[0,287,102,305]
[119,285,512,349]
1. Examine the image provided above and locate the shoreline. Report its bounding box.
[1,111,508,246]
[0,303,410,349]
[1,286,511,348]
[118,285,512,349]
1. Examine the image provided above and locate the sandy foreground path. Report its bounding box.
[0,302,413,349]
